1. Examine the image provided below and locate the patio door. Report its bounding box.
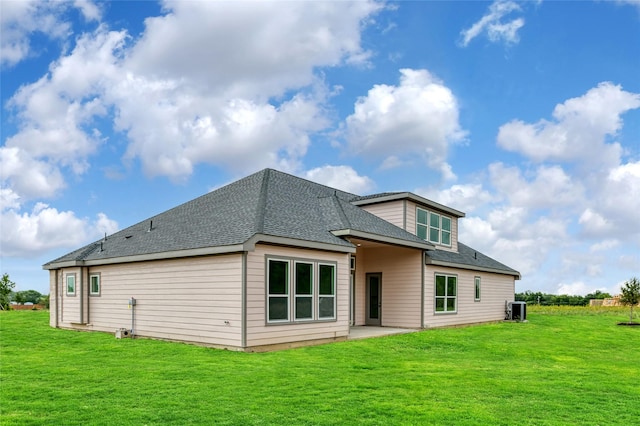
[366,273,382,326]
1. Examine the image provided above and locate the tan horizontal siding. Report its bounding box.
[424,266,514,328]
[60,268,81,325]
[245,244,350,347]
[360,200,405,229]
[358,246,422,328]
[63,254,244,347]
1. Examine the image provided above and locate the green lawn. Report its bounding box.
[1,307,638,425]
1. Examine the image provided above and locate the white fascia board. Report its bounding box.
[44,244,247,269]
[245,234,356,254]
[426,259,521,279]
[43,235,356,270]
[331,229,434,250]
[43,260,81,270]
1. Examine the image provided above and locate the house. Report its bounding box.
[44,169,520,351]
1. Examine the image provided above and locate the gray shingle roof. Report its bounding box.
[44,169,431,268]
[426,242,520,277]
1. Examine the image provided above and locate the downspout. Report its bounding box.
[421,251,425,329]
[86,270,90,324]
[241,251,247,349]
[79,267,84,324]
[54,270,59,327]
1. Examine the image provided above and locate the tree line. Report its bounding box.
[0,273,49,310]
[515,290,612,306]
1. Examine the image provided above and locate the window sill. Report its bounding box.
[266,318,337,326]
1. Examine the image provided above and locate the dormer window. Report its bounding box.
[417,207,451,246]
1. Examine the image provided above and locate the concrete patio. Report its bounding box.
[348,326,418,340]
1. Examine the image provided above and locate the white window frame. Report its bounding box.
[294,261,314,321]
[89,273,101,296]
[318,263,336,320]
[416,207,452,247]
[266,257,337,324]
[474,276,481,302]
[267,259,290,323]
[66,274,76,296]
[434,273,457,314]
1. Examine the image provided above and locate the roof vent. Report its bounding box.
[147,220,153,232]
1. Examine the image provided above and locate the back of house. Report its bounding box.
[44,169,519,351]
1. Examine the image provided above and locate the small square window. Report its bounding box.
[90,274,101,296]
[66,275,76,296]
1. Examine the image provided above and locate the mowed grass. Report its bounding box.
[1,307,638,425]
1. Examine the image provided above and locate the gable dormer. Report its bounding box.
[351,192,465,253]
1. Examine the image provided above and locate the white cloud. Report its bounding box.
[459,0,525,47]
[304,165,374,194]
[0,203,118,258]
[0,0,100,68]
[416,183,494,214]
[556,281,601,297]
[344,68,465,179]
[489,162,584,210]
[0,147,66,199]
[578,160,640,239]
[615,1,640,11]
[127,0,382,99]
[378,156,405,170]
[0,188,21,211]
[73,0,102,22]
[4,2,384,187]
[115,86,329,179]
[3,28,126,201]
[590,239,620,252]
[497,82,640,168]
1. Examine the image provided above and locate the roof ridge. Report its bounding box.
[254,168,270,234]
[331,193,351,229]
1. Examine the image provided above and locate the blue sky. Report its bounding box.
[1,0,639,296]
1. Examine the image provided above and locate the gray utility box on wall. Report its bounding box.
[508,301,527,321]
[115,328,132,339]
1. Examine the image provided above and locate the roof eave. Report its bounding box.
[246,234,356,254]
[43,234,356,270]
[331,229,434,250]
[43,243,248,269]
[425,258,521,279]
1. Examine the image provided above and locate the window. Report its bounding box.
[268,260,289,322]
[417,208,428,240]
[318,264,336,320]
[266,257,337,324]
[435,274,457,313]
[474,276,481,301]
[90,274,101,296]
[295,262,313,320]
[66,274,76,296]
[441,217,451,246]
[417,207,452,246]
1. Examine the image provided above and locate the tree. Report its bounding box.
[39,294,50,309]
[0,273,16,310]
[619,277,640,324]
[14,290,42,304]
[585,290,612,300]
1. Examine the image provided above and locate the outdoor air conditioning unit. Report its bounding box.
[508,301,527,321]
[115,328,132,339]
